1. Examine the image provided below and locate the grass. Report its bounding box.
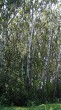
[0,104,61,110]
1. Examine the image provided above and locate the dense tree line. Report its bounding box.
[0,0,61,106]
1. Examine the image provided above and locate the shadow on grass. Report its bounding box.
[0,106,29,110]
[0,106,15,110]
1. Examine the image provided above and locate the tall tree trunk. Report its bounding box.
[43,1,53,88]
[42,1,53,101]
[0,7,3,68]
[54,25,60,98]
[2,0,8,57]
[54,4,61,98]
[26,0,34,88]
[0,0,8,68]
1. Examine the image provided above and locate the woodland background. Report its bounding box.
[0,0,61,106]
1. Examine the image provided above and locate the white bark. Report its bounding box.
[26,20,34,80]
[26,2,34,83]
[0,0,8,67]
[0,8,3,67]
[43,1,53,84]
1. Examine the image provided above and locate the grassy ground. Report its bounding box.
[0,104,61,110]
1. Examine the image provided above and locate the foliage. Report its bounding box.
[0,0,61,106]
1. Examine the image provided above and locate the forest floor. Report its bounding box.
[0,104,61,110]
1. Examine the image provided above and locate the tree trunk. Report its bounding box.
[42,1,53,102]
[26,0,34,88]
[0,0,8,68]
[43,1,53,88]
[54,6,61,98]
